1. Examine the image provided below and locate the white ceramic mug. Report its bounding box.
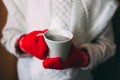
[44,29,73,60]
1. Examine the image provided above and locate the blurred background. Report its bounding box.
[0,1,18,80]
[0,1,120,80]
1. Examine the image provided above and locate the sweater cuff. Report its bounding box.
[15,34,26,55]
[80,49,90,67]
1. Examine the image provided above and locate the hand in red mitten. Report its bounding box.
[43,44,90,70]
[17,29,48,59]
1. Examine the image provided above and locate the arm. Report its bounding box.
[80,0,118,69]
[1,0,49,59]
[1,0,27,57]
[80,21,116,69]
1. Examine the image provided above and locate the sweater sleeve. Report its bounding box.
[79,21,116,70]
[1,0,27,57]
[78,0,118,70]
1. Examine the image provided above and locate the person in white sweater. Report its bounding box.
[0,0,118,80]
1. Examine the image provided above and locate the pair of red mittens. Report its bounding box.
[16,29,90,69]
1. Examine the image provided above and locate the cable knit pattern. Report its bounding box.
[50,0,72,30]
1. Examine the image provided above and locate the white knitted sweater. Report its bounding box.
[1,0,118,80]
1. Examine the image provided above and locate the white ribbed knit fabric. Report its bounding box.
[69,0,88,45]
[50,0,72,29]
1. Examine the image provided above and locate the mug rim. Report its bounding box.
[44,29,73,43]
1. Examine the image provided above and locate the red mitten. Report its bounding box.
[43,44,90,70]
[17,29,48,59]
